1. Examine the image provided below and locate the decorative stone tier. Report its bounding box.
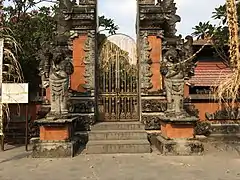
[209,120,240,136]
[68,96,96,131]
[31,116,79,158]
[141,96,167,130]
[31,139,78,158]
[154,136,204,156]
[153,116,204,155]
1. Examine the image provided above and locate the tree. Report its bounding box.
[2,0,118,94]
[192,1,240,63]
[3,0,56,93]
[98,15,119,35]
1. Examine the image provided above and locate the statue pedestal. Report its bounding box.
[31,116,79,158]
[155,116,204,155]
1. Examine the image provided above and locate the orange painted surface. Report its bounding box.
[71,35,88,92]
[193,102,220,121]
[148,36,163,91]
[40,125,70,141]
[161,123,194,139]
[184,84,189,98]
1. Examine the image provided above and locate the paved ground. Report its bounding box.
[0,144,240,180]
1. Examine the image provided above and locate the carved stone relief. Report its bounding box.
[83,30,95,91]
[142,99,167,112]
[142,115,161,130]
[68,99,95,113]
[139,31,153,92]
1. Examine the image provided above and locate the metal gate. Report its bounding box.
[97,34,139,121]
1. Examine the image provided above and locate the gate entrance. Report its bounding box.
[97,34,139,122]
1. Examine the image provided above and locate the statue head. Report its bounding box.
[53,46,65,64]
[164,46,178,63]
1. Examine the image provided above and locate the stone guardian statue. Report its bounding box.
[160,36,195,117]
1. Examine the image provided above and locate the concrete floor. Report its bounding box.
[0,144,239,180]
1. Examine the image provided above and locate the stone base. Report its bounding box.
[31,138,78,158]
[155,135,204,156]
[160,116,198,139]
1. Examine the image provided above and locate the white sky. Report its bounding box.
[98,0,226,38]
[4,0,226,38]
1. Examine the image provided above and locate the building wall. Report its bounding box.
[192,102,219,121]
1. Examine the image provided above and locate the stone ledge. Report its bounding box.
[31,138,78,158]
[160,116,198,124]
[35,116,78,125]
[154,135,204,156]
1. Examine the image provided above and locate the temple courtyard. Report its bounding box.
[0,143,239,180]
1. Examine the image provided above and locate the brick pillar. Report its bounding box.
[138,1,166,130]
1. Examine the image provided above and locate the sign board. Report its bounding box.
[2,83,28,104]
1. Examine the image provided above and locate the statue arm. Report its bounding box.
[165,65,180,78]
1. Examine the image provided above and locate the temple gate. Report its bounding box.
[33,0,204,157]
[97,34,139,122]
[69,0,166,130]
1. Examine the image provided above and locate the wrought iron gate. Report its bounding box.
[98,34,139,121]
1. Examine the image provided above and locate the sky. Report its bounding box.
[98,0,226,39]
[4,0,226,38]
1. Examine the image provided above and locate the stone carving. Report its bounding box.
[142,99,167,112]
[194,121,211,136]
[156,0,181,37]
[160,36,196,117]
[55,0,74,43]
[139,0,180,34]
[38,0,74,117]
[142,115,161,130]
[68,99,95,113]
[210,123,240,135]
[76,115,95,131]
[184,102,199,118]
[83,31,95,91]
[206,107,240,120]
[39,45,74,116]
[140,31,153,92]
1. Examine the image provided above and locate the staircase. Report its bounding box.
[86,122,151,154]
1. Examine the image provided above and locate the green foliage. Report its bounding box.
[192,3,240,41]
[98,15,119,35]
[2,0,118,94]
[192,2,240,62]
[3,0,56,92]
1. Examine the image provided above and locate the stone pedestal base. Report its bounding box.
[161,122,195,139]
[32,139,78,158]
[155,116,204,155]
[155,135,204,155]
[31,116,79,158]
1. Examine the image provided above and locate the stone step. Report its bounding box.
[89,130,147,140]
[91,122,145,130]
[86,139,151,154]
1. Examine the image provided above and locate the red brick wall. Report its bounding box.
[148,36,163,91]
[40,126,70,141]
[71,35,88,92]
